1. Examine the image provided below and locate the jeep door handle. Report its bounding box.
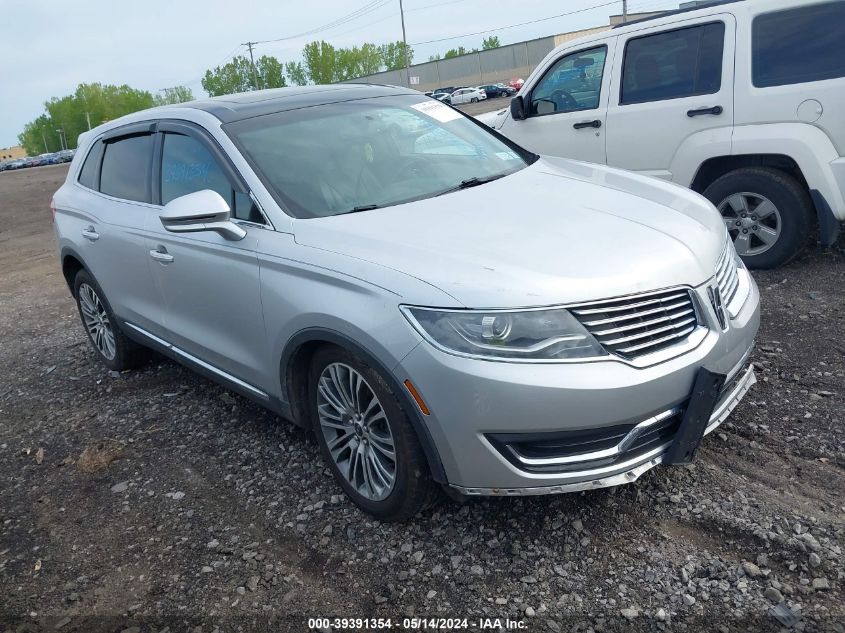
[149,248,174,264]
[81,226,99,241]
[573,119,602,129]
[687,105,723,117]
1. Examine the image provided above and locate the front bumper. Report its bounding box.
[395,276,760,493]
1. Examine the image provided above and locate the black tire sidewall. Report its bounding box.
[308,346,429,520]
[73,269,134,372]
[703,168,814,269]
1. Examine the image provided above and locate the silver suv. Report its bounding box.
[53,85,760,520]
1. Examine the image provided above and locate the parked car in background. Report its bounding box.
[432,92,453,104]
[6,159,26,170]
[480,0,845,269]
[480,84,516,98]
[52,84,758,520]
[450,87,487,105]
[433,86,456,96]
[56,149,76,163]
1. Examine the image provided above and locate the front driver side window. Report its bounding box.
[531,45,607,116]
[161,132,263,223]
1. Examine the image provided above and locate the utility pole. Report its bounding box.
[399,0,411,88]
[244,41,261,90]
[41,131,48,153]
[85,111,92,131]
[622,0,628,23]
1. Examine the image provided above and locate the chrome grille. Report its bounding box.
[715,245,741,309]
[570,288,699,359]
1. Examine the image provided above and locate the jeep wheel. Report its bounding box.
[703,167,815,269]
[309,346,437,521]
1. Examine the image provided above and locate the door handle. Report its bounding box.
[81,226,99,241]
[573,119,602,129]
[149,248,174,264]
[687,105,723,117]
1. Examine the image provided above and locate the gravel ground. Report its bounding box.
[1,164,843,633]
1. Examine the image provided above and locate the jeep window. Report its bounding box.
[621,22,725,105]
[752,1,845,88]
[99,134,152,203]
[531,46,607,116]
[77,140,104,190]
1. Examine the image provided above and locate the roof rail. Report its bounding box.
[612,0,745,28]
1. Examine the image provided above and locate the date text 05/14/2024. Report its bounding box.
[308,617,527,630]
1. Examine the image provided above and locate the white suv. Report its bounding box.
[480,0,845,268]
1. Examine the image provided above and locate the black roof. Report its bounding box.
[181,83,418,123]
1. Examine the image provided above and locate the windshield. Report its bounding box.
[225,94,534,218]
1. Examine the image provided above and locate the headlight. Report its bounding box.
[401,306,607,361]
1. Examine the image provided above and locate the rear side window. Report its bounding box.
[99,134,152,203]
[621,22,725,105]
[752,2,845,88]
[77,140,104,189]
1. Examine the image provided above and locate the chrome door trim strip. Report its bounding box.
[124,322,269,400]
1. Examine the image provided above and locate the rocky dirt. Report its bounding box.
[1,164,843,632]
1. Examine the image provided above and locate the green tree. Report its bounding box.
[285,61,308,86]
[379,41,414,71]
[444,46,469,58]
[201,55,287,96]
[482,35,501,50]
[303,41,338,84]
[154,86,195,106]
[18,83,154,155]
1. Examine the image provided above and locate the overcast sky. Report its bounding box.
[1,0,679,148]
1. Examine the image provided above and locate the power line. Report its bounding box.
[251,0,393,45]
[410,0,620,45]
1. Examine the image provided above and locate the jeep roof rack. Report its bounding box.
[613,0,745,28]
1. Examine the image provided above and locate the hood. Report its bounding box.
[293,158,726,308]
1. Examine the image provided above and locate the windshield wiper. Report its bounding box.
[436,173,506,196]
[336,204,379,215]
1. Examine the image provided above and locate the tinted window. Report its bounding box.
[160,133,263,223]
[77,140,104,189]
[621,22,725,105]
[753,2,845,88]
[531,46,607,116]
[99,135,152,202]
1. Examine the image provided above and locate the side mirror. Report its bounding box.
[159,189,246,241]
[510,95,527,121]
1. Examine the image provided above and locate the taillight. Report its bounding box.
[50,198,56,222]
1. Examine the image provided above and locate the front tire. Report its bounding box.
[309,346,437,521]
[73,269,147,371]
[703,167,815,269]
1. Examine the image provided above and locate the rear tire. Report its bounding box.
[471,97,478,103]
[73,269,147,372]
[309,345,438,521]
[703,167,815,269]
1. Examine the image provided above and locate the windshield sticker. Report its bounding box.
[410,100,463,123]
[496,151,518,161]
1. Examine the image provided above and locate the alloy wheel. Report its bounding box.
[78,283,116,360]
[718,191,782,256]
[316,362,396,501]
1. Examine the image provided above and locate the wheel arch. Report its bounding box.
[690,154,842,246]
[280,328,448,484]
[60,246,89,294]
